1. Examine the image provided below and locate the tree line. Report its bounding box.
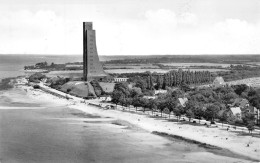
[155,69,211,89]
[111,82,260,133]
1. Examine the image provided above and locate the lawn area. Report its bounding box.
[99,82,115,93]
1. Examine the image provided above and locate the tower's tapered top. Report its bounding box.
[83,22,93,30]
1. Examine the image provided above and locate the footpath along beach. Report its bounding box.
[15,78,260,162]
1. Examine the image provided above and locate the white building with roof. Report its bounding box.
[178,97,188,107]
[154,89,167,95]
[212,77,225,87]
[230,107,242,119]
[114,78,128,82]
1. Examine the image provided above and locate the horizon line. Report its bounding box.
[0,54,260,56]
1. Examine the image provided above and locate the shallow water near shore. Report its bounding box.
[0,88,255,163]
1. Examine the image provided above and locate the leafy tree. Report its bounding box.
[130,87,143,98]
[119,95,127,109]
[174,89,185,97]
[146,74,154,90]
[114,82,130,96]
[29,73,46,83]
[173,105,185,122]
[246,121,255,134]
[180,83,191,92]
[139,97,149,112]
[222,92,238,105]
[232,84,249,96]
[111,90,123,108]
[157,99,167,117]
[242,112,255,132]
[132,96,142,112]
[248,92,260,110]
[148,99,158,115]
[155,75,163,90]
[192,102,205,123]
[186,109,195,122]
[165,97,177,118]
[163,108,171,118]
[204,104,220,122]
[217,110,229,127]
[126,98,133,110]
[135,80,147,92]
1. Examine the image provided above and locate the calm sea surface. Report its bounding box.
[0,54,82,80]
[0,54,124,80]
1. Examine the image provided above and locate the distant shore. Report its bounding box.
[13,77,260,161]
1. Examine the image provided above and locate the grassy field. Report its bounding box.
[105,68,229,74]
[227,77,260,88]
[246,62,260,66]
[104,63,159,69]
[99,82,115,93]
[160,62,235,68]
[46,70,83,78]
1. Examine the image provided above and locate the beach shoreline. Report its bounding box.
[12,78,260,161]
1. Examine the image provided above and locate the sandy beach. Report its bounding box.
[10,78,260,162]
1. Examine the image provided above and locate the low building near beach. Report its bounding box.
[212,77,225,88]
[178,97,188,107]
[99,96,112,101]
[114,78,129,83]
[230,107,242,119]
[154,89,167,95]
[143,96,156,100]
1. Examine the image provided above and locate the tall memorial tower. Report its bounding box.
[83,22,107,81]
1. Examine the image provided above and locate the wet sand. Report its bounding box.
[0,88,256,163]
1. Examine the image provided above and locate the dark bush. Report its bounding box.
[33,85,40,89]
[29,73,46,83]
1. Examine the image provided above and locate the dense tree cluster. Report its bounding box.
[113,70,212,92]
[24,61,67,71]
[28,73,46,83]
[155,69,211,89]
[48,77,70,89]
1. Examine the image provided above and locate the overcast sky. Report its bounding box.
[0,0,260,55]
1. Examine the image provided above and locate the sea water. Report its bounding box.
[0,54,83,80]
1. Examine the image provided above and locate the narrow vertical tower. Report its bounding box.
[83,22,107,81]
